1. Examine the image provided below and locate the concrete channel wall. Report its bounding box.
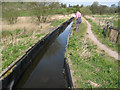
[0,17,74,89]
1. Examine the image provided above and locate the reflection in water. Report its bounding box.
[15,22,73,88]
[44,39,63,58]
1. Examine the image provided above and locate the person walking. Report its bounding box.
[76,10,82,32]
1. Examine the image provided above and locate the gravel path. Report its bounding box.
[84,18,119,60]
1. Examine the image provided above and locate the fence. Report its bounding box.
[91,15,119,44]
[92,15,118,28]
[103,21,120,44]
[0,17,74,89]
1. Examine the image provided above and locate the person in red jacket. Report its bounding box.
[76,10,82,32]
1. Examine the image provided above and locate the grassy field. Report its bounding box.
[50,19,67,27]
[66,19,119,88]
[1,29,46,71]
[113,20,118,28]
[84,17,119,53]
[1,18,69,73]
[87,14,118,28]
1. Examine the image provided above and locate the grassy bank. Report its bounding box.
[1,29,46,71]
[50,19,67,27]
[66,19,119,88]
[84,17,119,53]
[1,18,69,73]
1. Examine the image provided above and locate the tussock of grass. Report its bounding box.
[67,19,119,88]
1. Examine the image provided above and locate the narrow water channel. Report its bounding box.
[15,22,73,88]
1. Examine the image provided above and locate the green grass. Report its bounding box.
[85,17,119,53]
[2,29,22,38]
[2,30,13,37]
[17,10,35,17]
[113,20,118,28]
[35,33,45,38]
[50,19,67,27]
[92,15,118,28]
[1,17,66,72]
[66,19,119,88]
[2,32,45,71]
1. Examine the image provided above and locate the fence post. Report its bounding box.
[108,26,111,39]
[24,27,26,33]
[107,22,110,29]
[106,22,110,38]
[116,31,120,43]
[112,19,114,27]
[99,18,100,27]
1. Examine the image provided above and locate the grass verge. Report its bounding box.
[66,19,119,88]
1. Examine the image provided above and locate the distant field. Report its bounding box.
[50,19,67,27]
[86,14,118,28]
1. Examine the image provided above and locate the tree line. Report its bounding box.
[68,1,118,15]
[89,1,118,15]
[2,2,119,24]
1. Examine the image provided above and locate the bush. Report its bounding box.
[81,6,92,16]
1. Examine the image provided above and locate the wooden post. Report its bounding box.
[24,27,26,33]
[108,27,112,41]
[112,19,114,27]
[99,18,100,27]
[107,22,110,29]
[116,31,120,43]
[106,22,110,38]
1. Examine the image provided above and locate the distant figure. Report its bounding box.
[76,10,82,32]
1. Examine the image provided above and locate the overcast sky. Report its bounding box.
[59,0,119,2]
[2,0,120,7]
[59,0,119,7]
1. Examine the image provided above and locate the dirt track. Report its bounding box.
[83,17,119,60]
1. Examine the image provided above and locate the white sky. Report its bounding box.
[59,0,119,3]
[2,0,119,2]
[59,0,119,7]
[2,0,119,6]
